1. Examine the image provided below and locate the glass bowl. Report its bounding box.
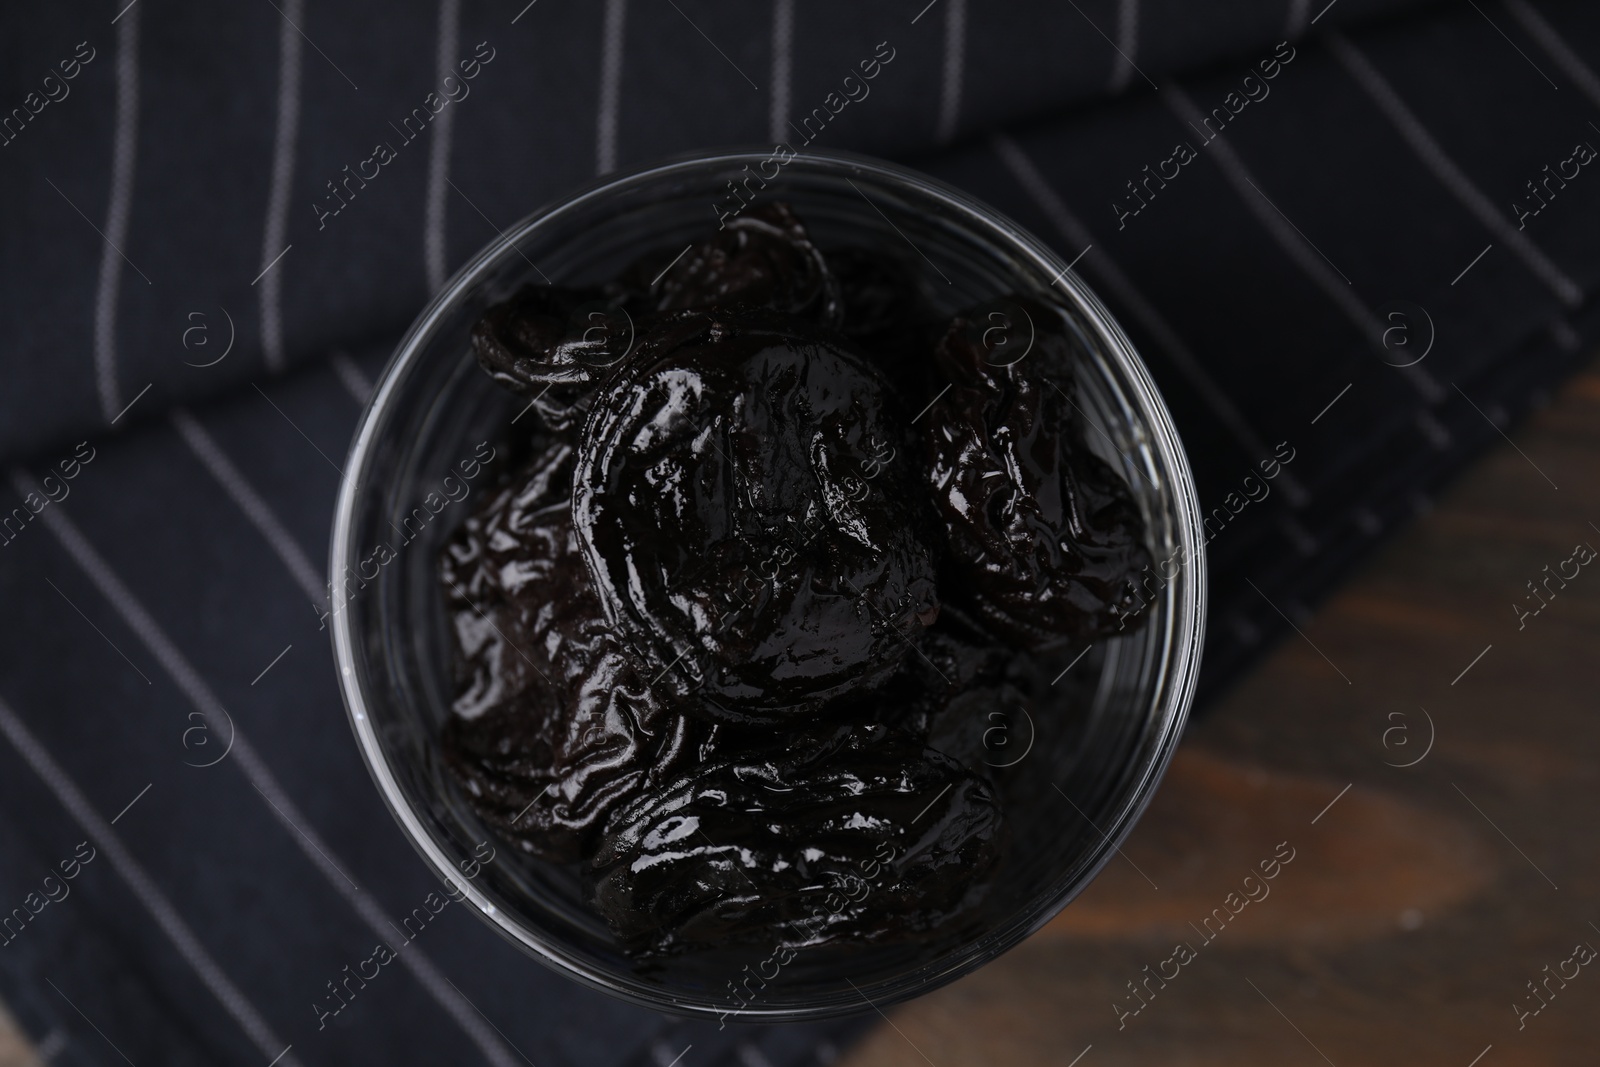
[330,148,1206,1022]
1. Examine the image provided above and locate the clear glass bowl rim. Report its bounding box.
[329,146,1208,1021]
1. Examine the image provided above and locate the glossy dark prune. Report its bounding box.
[572,311,941,723]
[439,442,577,720]
[826,246,934,379]
[923,296,1152,646]
[621,203,843,327]
[831,603,1013,740]
[441,697,703,865]
[440,202,1156,965]
[587,724,1004,956]
[440,442,707,861]
[469,285,635,432]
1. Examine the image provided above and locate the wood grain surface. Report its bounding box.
[840,361,1600,1067]
[0,1002,35,1067]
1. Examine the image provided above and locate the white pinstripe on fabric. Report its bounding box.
[1327,30,1583,308]
[1549,318,1581,352]
[170,409,326,605]
[769,0,795,143]
[32,1030,66,1062]
[597,0,628,174]
[425,0,462,292]
[991,132,1312,507]
[12,475,523,1067]
[737,1042,778,1067]
[0,692,305,1067]
[330,351,374,403]
[259,0,305,374]
[1163,86,1382,346]
[936,0,967,143]
[1108,0,1140,93]
[94,5,142,422]
[1279,515,1318,555]
[1502,0,1600,109]
[1164,83,1445,405]
[1285,0,1312,39]
[1415,409,1452,449]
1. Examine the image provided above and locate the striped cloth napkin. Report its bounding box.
[0,1,1595,1063]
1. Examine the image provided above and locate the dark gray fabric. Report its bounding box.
[1,0,1598,1063]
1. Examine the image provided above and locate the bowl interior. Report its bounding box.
[331,150,1205,1020]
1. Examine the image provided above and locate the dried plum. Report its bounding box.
[440,442,706,861]
[826,246,934,380]
[441,698,703,865]
[572,311,940,723]
[469,285,636,432]
[829,603,1012,740]
[621,203,842,327]
[587,724,1003,956]
[923,296,1152,646]
[439,203,1155,967]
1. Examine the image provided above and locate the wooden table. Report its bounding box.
[842,358,1600,1067]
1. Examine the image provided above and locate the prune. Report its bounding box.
[922,296,1152,646]
[470,285,635,432]
[621,203,842,327]
[572,310,940,723]
[830,602,1012,740]
[440,442,707,861]
[440,203,1155,967]
[441,697,703,865]
[587,724,1003,956]
[826,246,934,379]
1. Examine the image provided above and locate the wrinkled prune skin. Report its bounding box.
[469,284,636,433]
[587,724,1003,956]
[826,247,934,380]
[473,205,843,436]
[923,296,1152,646]
[621,203,843,328]
[831,602,1012,741]
[440,203,1157,966]
[572,311,941,723]
[440,442,710,861]
[441,699,705,865]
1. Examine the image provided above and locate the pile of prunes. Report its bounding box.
[437,203,1151,959]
